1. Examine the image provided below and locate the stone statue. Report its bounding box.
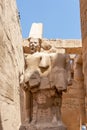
[20,38,71,130]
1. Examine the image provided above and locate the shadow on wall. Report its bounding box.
[0,114,3,130]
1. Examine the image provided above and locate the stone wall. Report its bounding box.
[0,0,24,130]
[80,0,87,124]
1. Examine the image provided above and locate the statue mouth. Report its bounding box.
[39,66,49,73]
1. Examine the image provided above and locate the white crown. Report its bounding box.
[29,23,43,38]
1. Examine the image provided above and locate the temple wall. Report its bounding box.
[80,0,87,124]
[0,0,24,130]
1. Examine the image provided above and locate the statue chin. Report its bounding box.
[30,49,35,54]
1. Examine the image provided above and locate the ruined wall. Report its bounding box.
[0,0,24,130]
[80,0,87,123]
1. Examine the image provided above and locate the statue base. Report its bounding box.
[19,121,67,130]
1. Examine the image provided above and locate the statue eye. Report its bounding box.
[34,42,37,44]
[30,42,33,45]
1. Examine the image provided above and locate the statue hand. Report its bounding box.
[29,70,40,89]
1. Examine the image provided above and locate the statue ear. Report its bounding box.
[28,37,31,42]
[38,38,42,44]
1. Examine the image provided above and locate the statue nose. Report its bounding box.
[39,55,50,69]
[31,43,34,46]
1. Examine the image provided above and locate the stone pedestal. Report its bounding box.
[20,122,67,130]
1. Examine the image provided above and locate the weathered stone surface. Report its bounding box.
[0,0,24,130]
[80,0,87,126]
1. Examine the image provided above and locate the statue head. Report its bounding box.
[28,37,42,54]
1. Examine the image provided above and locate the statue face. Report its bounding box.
[29,38,41,54]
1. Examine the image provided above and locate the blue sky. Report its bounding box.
[16,0,81,39]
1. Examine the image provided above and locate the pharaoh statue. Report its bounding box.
[19,37,71,130]
[19,23,71,130]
